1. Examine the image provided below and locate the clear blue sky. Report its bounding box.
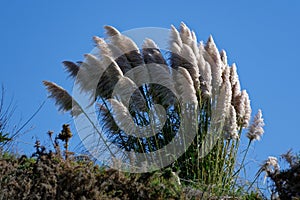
[1,0,299,181]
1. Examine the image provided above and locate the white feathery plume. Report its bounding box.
[84,53,103,71]
[222,65,231,85]
[181,44,198,68]
[107,42,126,58]
[62,61,80,78]
[191,31,199,56]
[176,67,194,88]
[142,38,167,65]
[214,76,232,122]
[197,42,212,97]
[75,63,90,93]
[203,62,212,89]
[211,82,228,130]
[233,92,244,118]
[170,25,184,69]
[170,25,200,90]
[247,109,264,141]
[205,35,219,60]
[266,157,280,172]
[199,62,212,97]
[179,22,193,46]
[43,81,81,116]
[197,41,206,72]
[169,26,183,72]
[201,41,222,93]
[101,54,124,77]
[174,67,198,105]
[191,30,197,41]
[211,65,231,127]
[243,91,252,128]
[104,26,143,68]
[231,82,241,103]
[77,53,124,99]
[230,63,239,86]
[179,23,200,88]
[104,25,120,36]
[222,66,232,109]
[224,105,239,140]
[234,90,251,127]
[181,44,200,89]
[205,35,224,70]
[75,54,103,95]
[170,41,181,58]
[93,36,112,57]
[220,49,228,66]
[104,25,139,52]
[179,22,199,56]
[259,156,280,183]
[266,156,280,174]
[106,43,132,74]
[230,63,241,104]
[85,54,123,99]
[143,38,159,49]
[170,25,183,48]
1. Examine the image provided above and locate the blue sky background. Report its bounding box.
[1,0,299,188]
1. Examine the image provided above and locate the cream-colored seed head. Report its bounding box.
[247,109,265,141]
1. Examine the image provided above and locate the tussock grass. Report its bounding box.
[42,23,268,198]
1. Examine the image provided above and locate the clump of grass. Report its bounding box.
[43,23,267,197]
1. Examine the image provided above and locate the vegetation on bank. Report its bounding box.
[1,23,299,199]
[0,126,264,199]
[1,132,299,199]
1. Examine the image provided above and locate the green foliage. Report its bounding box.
[0,141,265,199]
[0,134,183,200]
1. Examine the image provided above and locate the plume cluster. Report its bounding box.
[43,23,266,186]
[44,23,254,136]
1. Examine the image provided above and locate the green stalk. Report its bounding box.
[232,139,252,189]
[222,126,243,189]
[217,139,229,191]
